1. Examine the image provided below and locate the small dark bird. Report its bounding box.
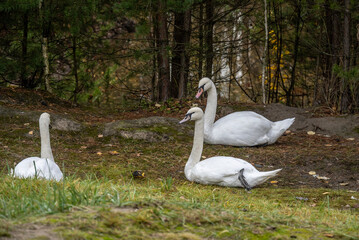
[132,170,145,179]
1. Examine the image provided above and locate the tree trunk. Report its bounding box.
[205,0,214,78]
[273,3,283,103]
[39,0,52,93]
[20,11,29,88]
[341,0,350,112]
[172,9,191,99]
[178,9,191,99]
[171,12,183,98]
[287,0,301,106]
[156,0,170,101]
[266,0,272,103]
[261,0,268,104]
[198,2,204,80]
[72,36,79,104]
[151,12,158,101]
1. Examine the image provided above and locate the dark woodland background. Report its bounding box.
[1,0,358,113]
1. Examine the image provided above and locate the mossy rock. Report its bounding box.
[0,105,83,132]
[102,116,193,142]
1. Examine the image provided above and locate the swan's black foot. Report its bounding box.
[238,168,252,192]
[254,142,268,147]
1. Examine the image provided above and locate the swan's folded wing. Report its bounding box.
[191,157,251,184]
[212,112,272,146]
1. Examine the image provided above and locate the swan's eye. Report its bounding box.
[185,112,194,119]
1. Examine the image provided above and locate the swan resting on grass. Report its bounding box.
[179,107,281,190]
[196,77,295,147]
[12,113,63,182]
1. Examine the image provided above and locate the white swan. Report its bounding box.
[13,113,63,181]
[196,77,295,147]
[179,107,281,190]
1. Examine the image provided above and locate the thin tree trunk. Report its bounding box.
[172,8,191,98]
[198,2,204,80]
[198,2,203,79]
[261,0,268,104]
[273,4,283,103]
[171,12,182,98]
[151,12,157,101]
[20,11,29,88]
[178,9,191,99]
[157,0,170,101]
[41,38,52,93]
[39,0,52,93]
[287,0,301,106]
[341,0,350,112]
[72,36,79,104]
[205,0,214,78]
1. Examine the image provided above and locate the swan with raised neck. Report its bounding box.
[13,113,63,181]
[196,77,295,147]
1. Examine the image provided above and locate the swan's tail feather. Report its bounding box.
[268,118,295,144]
[253,168,282,186]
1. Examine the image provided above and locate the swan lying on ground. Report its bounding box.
[179,107,281,190]
[13,113,63,181]
[196,77,295,147]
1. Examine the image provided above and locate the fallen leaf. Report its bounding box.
[109,151,119,155]
[310,203,317,207]
[347,138,355,141]
[285,130,291,134]
[324,144,332,147]
[270,181,278,184]
[339,182,349,186]
[307,131,316,135]
[98,134,103,138]
[201,156,206,159]
[323,233,334,238]
[317,176,330,180]
[80,146,87,149]
[24,123,30,126]
[155,103,161,107]
[96,152,102,156]
[309,171,316,175]
[322,192,330,195]
[28,131,33,135]
[136,153,141,157]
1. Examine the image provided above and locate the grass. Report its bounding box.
[0,175,358,239]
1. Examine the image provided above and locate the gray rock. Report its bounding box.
[102,116,193,142]
[0,105,83,132]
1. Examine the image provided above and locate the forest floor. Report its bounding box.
[0,87,358,239]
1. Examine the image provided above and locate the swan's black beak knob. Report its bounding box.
[196,85,205,99]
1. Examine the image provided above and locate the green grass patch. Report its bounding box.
[0,175,358,239]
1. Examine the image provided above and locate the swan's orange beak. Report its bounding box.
[196,87,204,98]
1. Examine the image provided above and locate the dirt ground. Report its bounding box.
[1,87,358,191]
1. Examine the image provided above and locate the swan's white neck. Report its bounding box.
[204,82,217,133]
[185,118,204,181]
[40,120,54,161]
